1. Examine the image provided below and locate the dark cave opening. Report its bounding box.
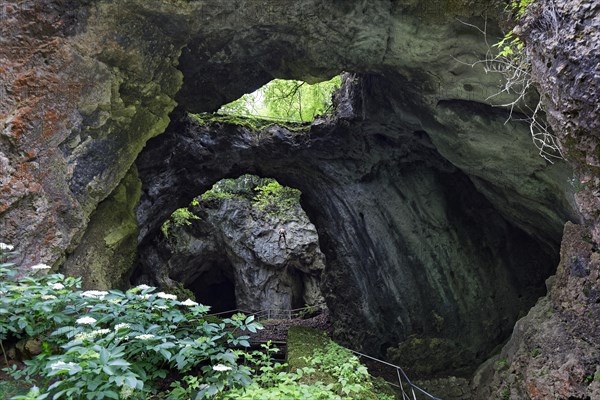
[187,263,237,314]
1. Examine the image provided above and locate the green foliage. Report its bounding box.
[199,175,302,220]
[0,261,262,399]
[530,348,542,358]
[496,358,509,371]
[495,31,525,58]
[200,175,271,203]
[161,207,200,238]
[252,181,301,219]
[220,332,394,400]
[509,0,533,18]
[218,76,342,123]
[1,244,391,400]
[495,0,533,58]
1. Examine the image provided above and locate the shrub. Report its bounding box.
[0,259,262,399]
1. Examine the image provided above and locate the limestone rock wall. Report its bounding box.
[472,223,600,399]
[1,0,192,269]
[135,197,325,312]
[519,0,600,244]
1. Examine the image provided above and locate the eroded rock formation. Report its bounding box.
[135,192,325,313]
[472,223,600,399]
[134,73,575,376]
[0,0,597,393]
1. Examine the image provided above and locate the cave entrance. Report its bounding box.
[188,262,237,314]
[152,174,326,315]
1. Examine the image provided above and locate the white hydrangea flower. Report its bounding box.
[156,292,177,300]
[75,329,110,341]
[114,323,131,330]
[0,243,14,251]
[181,299,198,307]
[212,364,232,372]
[51,283,65,290]
[50,361,78,370]
[134,334,156,340]
[81,290,109,299]
[31,263,51,270]
[75,316,97,325]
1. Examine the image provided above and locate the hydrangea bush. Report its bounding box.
[1,244,393,400]
[0,245,261,399]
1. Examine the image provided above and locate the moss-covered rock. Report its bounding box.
[60,165,141,290]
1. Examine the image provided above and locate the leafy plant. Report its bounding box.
[0,261,263,399]
[161,207,200,238]
[252,181,301,219]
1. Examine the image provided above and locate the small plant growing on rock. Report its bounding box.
[161,207,200,238]
[253,181,301,220]
[456,0,563,163]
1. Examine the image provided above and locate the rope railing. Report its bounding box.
[205,307,442,399]
[348,349,443,400]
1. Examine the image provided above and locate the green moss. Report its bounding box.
[287,326,332,380]
[168,282,196,302]
[61,166,142,290]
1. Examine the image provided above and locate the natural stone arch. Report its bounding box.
[134,75,575,375]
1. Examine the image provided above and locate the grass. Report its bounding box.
[286,326,397,399]
[286,326,335,385]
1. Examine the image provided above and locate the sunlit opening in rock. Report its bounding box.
[216,75,342,123]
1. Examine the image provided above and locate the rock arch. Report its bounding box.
[134,75,575,374]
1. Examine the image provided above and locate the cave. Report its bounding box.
[133,73,577,377]
[5,1,597,396]
[187,261,237,314]
[135,174,327,315]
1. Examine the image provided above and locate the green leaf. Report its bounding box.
[159,348,172,360]
[124,376,139,389]
[108,358,130,367]
[102,365,115,376]
[99,348,109,364]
